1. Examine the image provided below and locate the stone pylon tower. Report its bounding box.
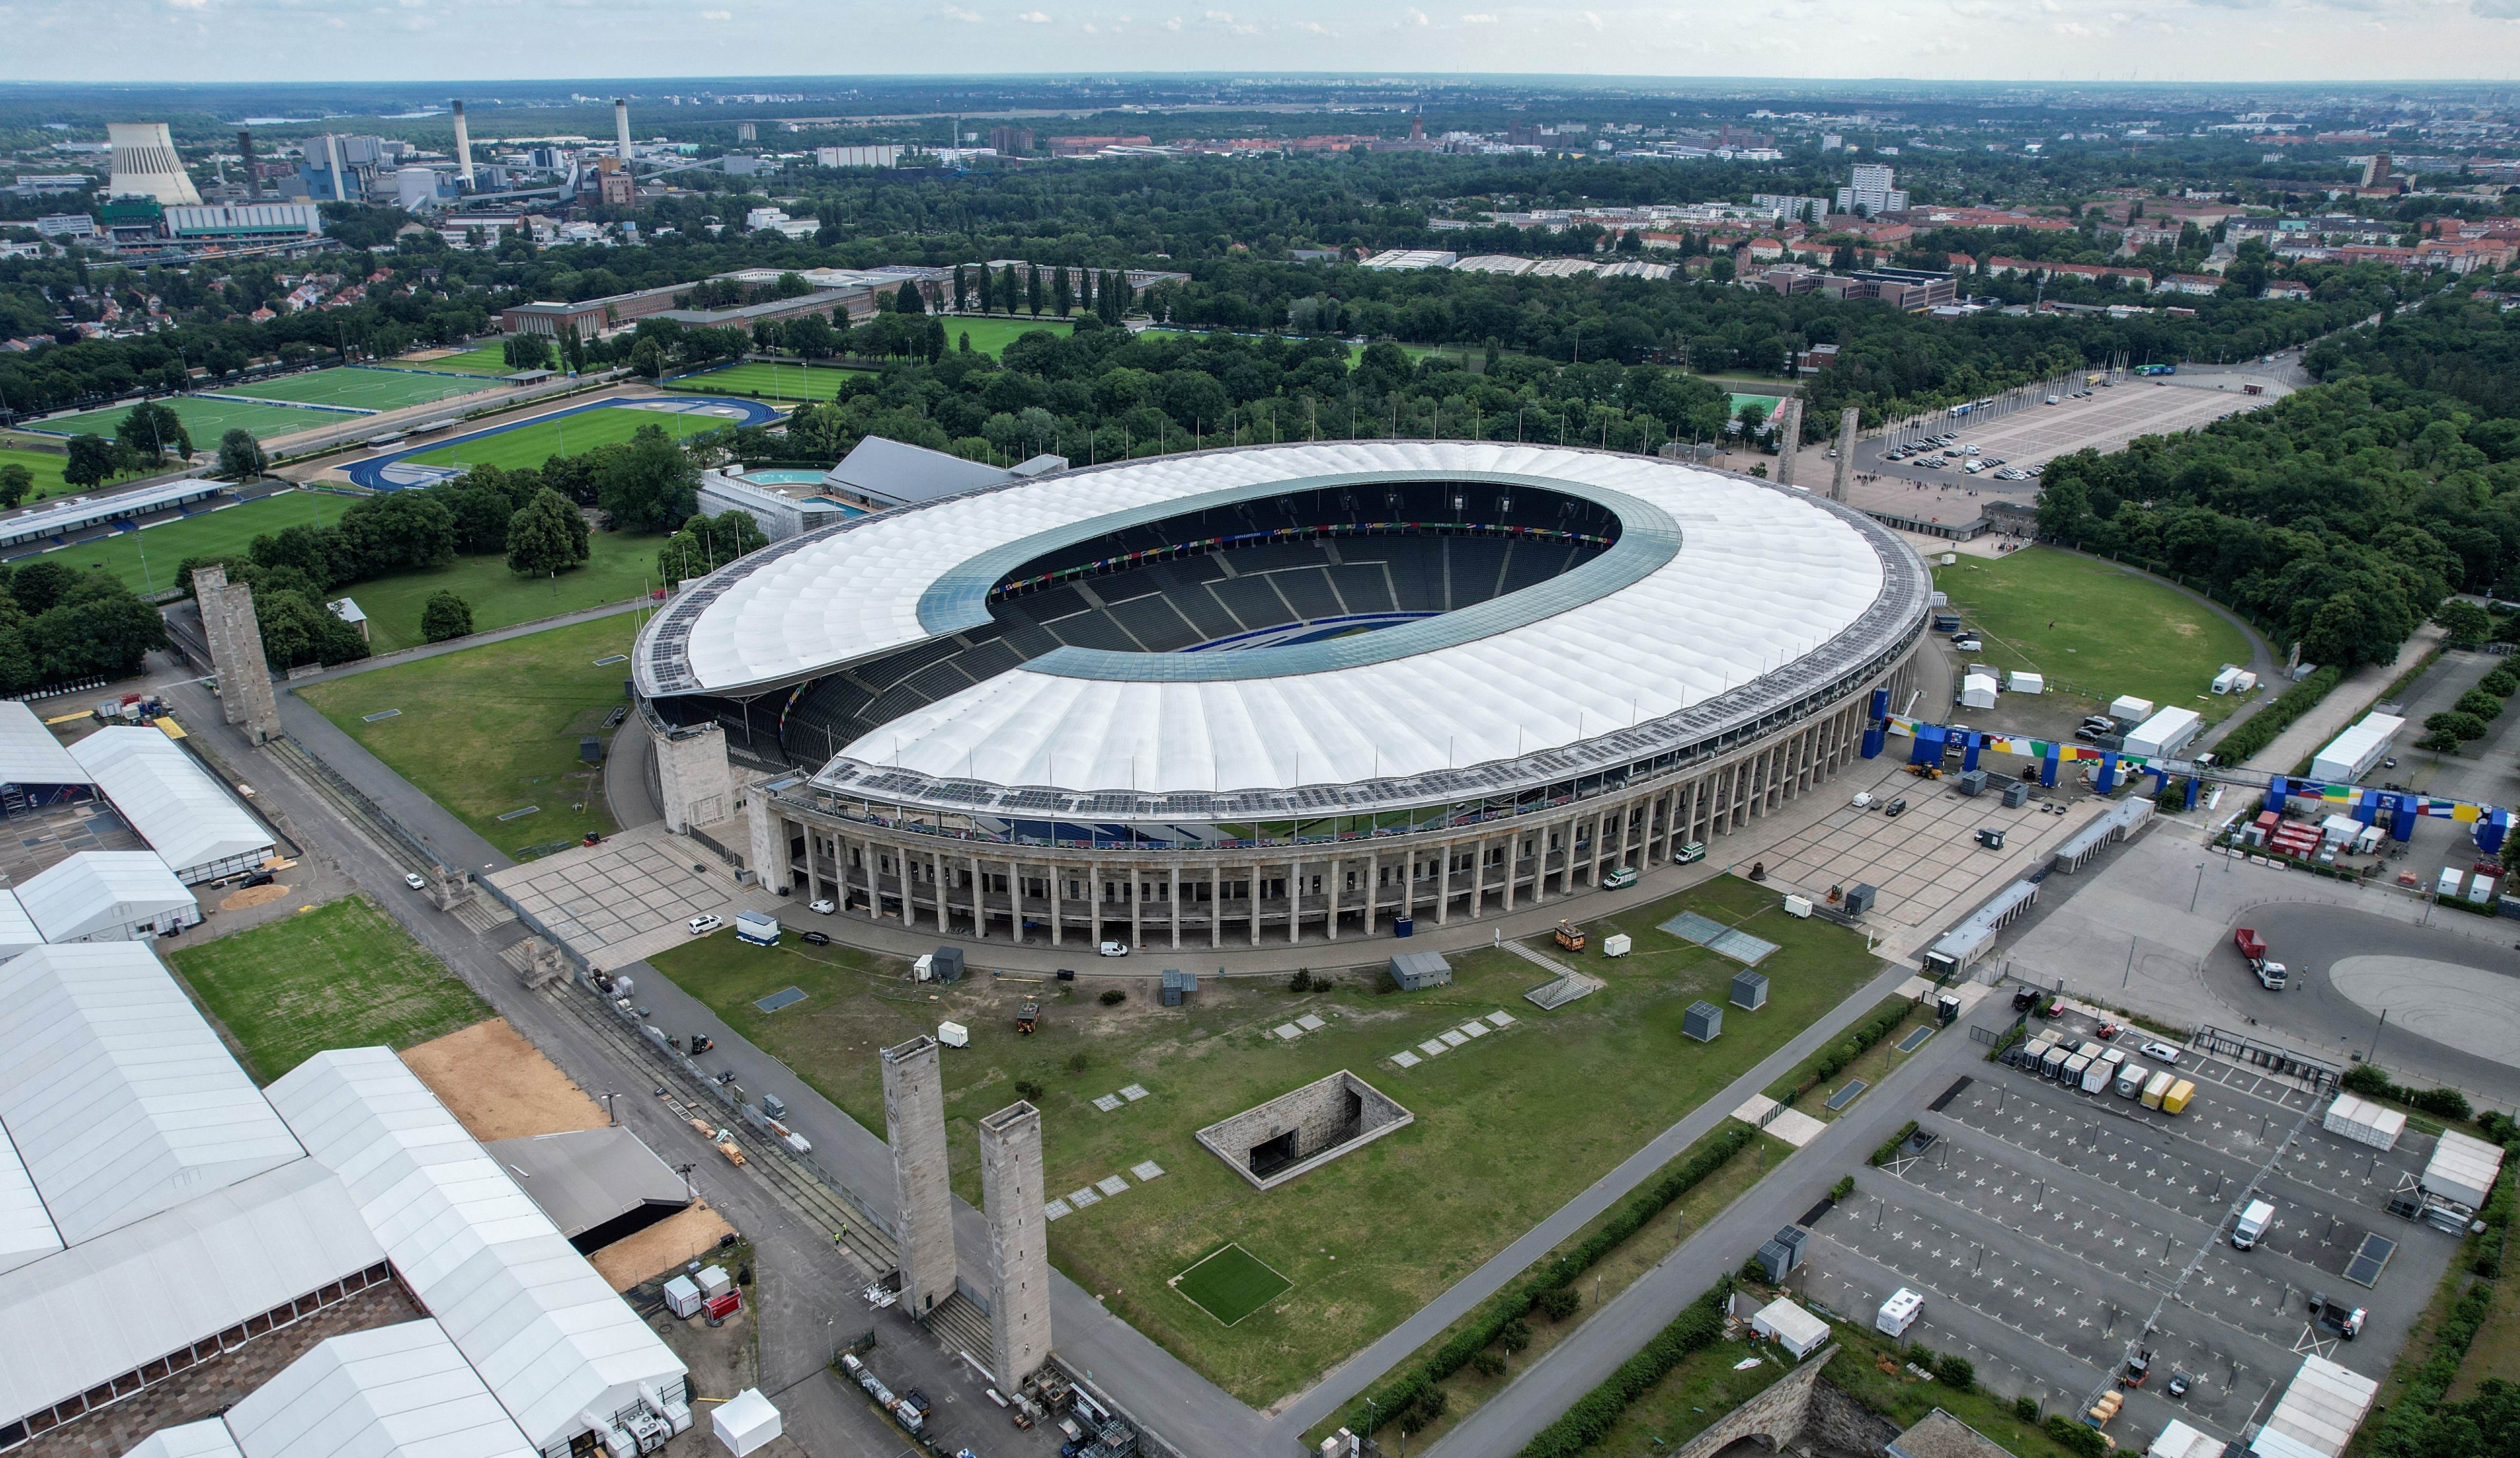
[880,1035,956,1317]
[193,564,280,743]
[1771,396,1805,486]
[978,1100,1052,1392]
[1831,407,1861,503]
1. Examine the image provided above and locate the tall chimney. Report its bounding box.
[237,128,262,199]
[613,99,633,162]
[450,100,475,189]
[324,132,347,203]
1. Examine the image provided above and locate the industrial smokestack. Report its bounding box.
[324,132,347,203]
[450,100,475,189]
[613,99,632,162]
[237,128,262,200]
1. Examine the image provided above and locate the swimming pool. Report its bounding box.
[735,468,831,486]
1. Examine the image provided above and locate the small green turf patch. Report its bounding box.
[1933,545,2256,721]
[1174,1243,1293,1326]
[221,366,497,413]
[339,530,659,652]
[168,894,491,1082]
[944,316,1073,358]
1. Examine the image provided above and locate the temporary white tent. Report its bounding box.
[70,726,272,884]
[221,1319,538,1458]
[2251,1354,2379,1458]
[1960,672,1999,710]
[14,850,199,942]
[2423,1129,2505,1211]
[1750,1297,1831,1359]
[2150,1418,2227,1458]
[0,699,87,790]
[0,889,40,962]
[712,1388,782,1457]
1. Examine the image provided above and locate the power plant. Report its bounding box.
[614,98,634,161]
[450,99,475,189]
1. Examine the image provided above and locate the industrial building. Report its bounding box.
[816,434,1065,512]
[0,478,226,550]
[637,440,1929,950]
[2311,712,2405,785]
[0,942,689,1458]
[107,122,202,206]
[695,470,860,544]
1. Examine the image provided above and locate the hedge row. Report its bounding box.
[1515,1282,1732,1458]
[1871,1120,1921,1167]
[1348,1124,1756,1435]
[1768,1000,1917,1107]
[2339,1062,2474,1121]
[2215,664,2346,765]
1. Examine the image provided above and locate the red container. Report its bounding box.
[704,1292,741,1319]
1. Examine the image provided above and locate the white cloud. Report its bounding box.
[1581,8,1600,25]
[700,7,730,16]
[943,3,983,18]
[166,0,208,9]
[1461,10,1496,20]
[1162,12,1181,25]
[1404,5,1429,21]
[1016,7,1050,17]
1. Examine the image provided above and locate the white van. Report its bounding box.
[2232,1198,2275,1250]
[1877,1287,1923,1338]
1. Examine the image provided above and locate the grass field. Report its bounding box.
[406,404,727,473]
[35,491,353,594]
[675,361,867,403]
[301,615,635,855]
[168,894,491,1083]
[393,344,515,375]
[649,873,1883,1403]
[1174,1244,1293,1327]
[221,366,499,413]
[28,394,355,446]
[942,315,1074,358]
[0,443,154,504]
[343,531,660,653]
[1933,546,2257,723]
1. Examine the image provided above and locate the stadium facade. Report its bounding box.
[634,441,1932,948]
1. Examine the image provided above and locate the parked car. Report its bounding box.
[404,872,427,890]
[809,898,836,915]
[2140,1040,2182,1065]
[1098,939,1130,957]
[688,914,725,935]
[1883,798,1910,818]
[800,930,832,946]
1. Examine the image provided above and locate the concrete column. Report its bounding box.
[1090,869,1103,951]
[1169,865,1181,948]
[1437,842,1452,926]
[1364,850,1379,935]
[1830,405,1860,503]
[1503,834,1519,913]
[1325,856,1340,941]
[1049,862,1063,949]
[1130,864,1144,951]
[977,1101,1052,1393]
[880,1037,955,1318]
[1250,865,1261,947]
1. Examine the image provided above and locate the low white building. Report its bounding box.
[2310,712,2404,786]
[69,726,274,885]
[1751,1296,1831,1359]
[15,850,199,942]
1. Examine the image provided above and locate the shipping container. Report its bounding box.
[2063,1053,2092,1087]
[2041,1044,2071,1079]
[2162,1079,2194,1114]
[2115,1061,2150,1099]
[2142,1071,2175,1109]
[2423,1129,2506,1210]
[2080,1056,2115,1094]
[2322,1093,2406,1151]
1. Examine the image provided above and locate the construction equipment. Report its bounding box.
[1553,920,1587,952]
[2121,1347,2153,1388]
[1906,762,1942,780]
[715,1133,746,1166]
[1016,999,1040,1034]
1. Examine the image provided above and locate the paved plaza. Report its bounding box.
[486,822,768,967]
[1756,756,2107,954]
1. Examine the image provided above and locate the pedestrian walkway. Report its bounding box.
[2243,625,2444,773]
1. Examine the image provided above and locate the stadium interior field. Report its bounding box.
[662,477,1620,770]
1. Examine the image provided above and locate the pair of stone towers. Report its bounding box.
[880,1035,1052,1395]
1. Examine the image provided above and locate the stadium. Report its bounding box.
[633,441,1933,949]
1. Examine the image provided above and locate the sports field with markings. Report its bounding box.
[219,366,502,413]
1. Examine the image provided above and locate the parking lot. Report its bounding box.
[1755,759,2106,944]
[1794,1001,2454,1454]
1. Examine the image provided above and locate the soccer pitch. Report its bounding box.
[404,403,722,472]
[945,316,1073,358]
[219,367,499,413]
[1172,1243,1292,1327]
[42,491,354,594]
[679,361,865,402]
[27,394,352,446]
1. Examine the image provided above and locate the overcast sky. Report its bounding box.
[3,0,2514,84]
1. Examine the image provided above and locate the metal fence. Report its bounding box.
[2194,1025,2340,1091]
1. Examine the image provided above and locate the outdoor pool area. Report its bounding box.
[734,468,831,485]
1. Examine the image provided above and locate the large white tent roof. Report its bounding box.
[0,941,302,1244]
[15,850,198,943]
[0,887,41,962]
[0,699,87,786]
[71,726,273,878]
[266,1049,686,1452]
[219,1320,538,1458]
[637,441,1919,798]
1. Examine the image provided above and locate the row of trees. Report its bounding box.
[0,560,166,697]
[2033,290,2520,671]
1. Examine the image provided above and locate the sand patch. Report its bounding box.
[400,1018,606,1141]
[590,1202,738,1292]
[220,882,294,911]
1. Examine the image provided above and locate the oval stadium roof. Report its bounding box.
[636,440,1924,800]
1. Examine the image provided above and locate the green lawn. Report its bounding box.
[1175,1244,1294,1327]
[168,894,492,1083]
[221,366,500,412]
[406,403,731,473]
[944,316,1074,358]
[1933,546,2256,722]
[339,532,660,653]
[0,444,154,504]
[674,361,868,403]
[300,616,635,856]
[648,874,1882,1404]
[40,491,353,595]
[28,394,358,446]
[392,344,515,375]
